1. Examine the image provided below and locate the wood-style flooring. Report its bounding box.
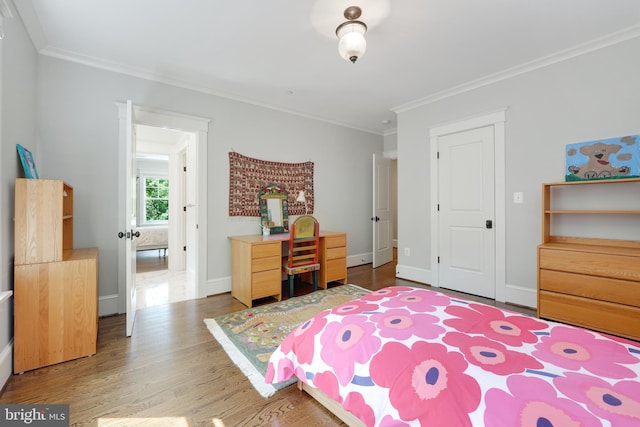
[0,252,534,426]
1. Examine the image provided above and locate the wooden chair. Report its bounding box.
[283,215,320,298]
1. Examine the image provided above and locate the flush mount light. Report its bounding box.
[336,6,367,63]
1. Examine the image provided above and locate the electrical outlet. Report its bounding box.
[404,248,410,257]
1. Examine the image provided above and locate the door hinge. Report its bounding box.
[437,204,440,211]
[183,246,187,251]
[437,256,440,263]
[183,206,187,212]
[437,151,439,159]
[183,166,187,172]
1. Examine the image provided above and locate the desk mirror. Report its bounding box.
[258,184,289,234]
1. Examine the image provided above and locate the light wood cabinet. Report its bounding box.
[228,231,347,307]
[537,178,640,341]
[14,179,98,373]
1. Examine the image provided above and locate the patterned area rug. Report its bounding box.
[204,284,370,398]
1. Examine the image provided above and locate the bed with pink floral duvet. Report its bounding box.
[266,286,640,426]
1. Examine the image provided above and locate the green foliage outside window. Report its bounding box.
[145,178,169,222]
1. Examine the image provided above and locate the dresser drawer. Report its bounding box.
[539,290,640,341]
[539,269,640,307]
[252,242,280,259]
[324,234,346,249]
[325,258,347,282]
[539,248,640,282]
[326,246,346,260]
[252,255,280,273]
[252,269,281,299]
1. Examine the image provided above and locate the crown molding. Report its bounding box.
[393,23,640,114]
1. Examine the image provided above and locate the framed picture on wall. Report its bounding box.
[16,144,39,179]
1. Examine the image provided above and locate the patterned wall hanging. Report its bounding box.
[228,152,314,216]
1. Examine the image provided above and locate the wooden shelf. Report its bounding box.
[538,179,640,341]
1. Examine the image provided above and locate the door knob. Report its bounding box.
[117,231,125,239]
[371,216,380,222]
[132,231,140,239]
[486,220,493,229]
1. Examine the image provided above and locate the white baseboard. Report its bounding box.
[0,340,12,390]
[99,294,119,316]
[200,276,231,298]
[396,264,431,285]
[347,253,372,267]
[505,283,537,310]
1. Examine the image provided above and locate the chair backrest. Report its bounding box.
[286,215,320,269]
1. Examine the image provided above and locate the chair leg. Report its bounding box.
[288,274,295,298]
[312,270,318,292]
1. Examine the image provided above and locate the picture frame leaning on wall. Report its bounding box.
[16,144,39,179]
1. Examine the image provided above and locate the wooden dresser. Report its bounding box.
[228,231,347,307]
[14,179,99,373]
[537,178,640,341]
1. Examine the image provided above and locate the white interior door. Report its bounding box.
[125,100,138,337]
[437,125,495,299]
[373,154,393,268]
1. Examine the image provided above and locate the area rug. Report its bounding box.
[204,284,370,398]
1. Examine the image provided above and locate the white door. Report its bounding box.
[125,100,138,337]
[437,125,495,298]
[373,154,393,268]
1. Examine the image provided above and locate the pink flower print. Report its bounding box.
[371,308,444,341]
[343,392,376,427]
[534,326,638,378]
[361,286,415,301]
[370,341,480,427]
[312,371,343,404]
[331,299,379,315]
[443,332,543,375]
[319,316,381,385]
[444,303,547,346]
[382,288,450,312]
[555,372,640,425]
[279,311,329,364]
[265,354,295,384]
[379,415,410,427]
[484,375,601,427]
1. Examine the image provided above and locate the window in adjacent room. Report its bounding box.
[143,176,169,223]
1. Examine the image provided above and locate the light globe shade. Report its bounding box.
[336,22,367,63]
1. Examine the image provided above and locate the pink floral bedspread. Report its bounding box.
[265,286,640,426]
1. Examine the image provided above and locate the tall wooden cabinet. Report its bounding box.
[537,178,640,341]
[14,179,99,373]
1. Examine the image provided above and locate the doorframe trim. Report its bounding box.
[429,109,507,302]
[116,102,211,314]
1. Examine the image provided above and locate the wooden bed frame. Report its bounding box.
[297,380,364,426]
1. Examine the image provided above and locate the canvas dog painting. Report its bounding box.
[566,135,639,181]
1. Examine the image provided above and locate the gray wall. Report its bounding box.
[0,0,38,387]
[35,56,382,309]
[396,36,640,307]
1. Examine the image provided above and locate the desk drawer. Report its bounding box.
[326,246,346,260]
[539,248,640,282]
[325,258,347,282]
[252,269,281,299]
[252,243,280,259]
[325,234,346,249]
[252,255,280,273]
[539,290,640,341]
[539,269,640,307]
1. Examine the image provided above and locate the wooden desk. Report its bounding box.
[228,231,347,307]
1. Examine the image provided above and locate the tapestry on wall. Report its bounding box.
[228,152,314,216]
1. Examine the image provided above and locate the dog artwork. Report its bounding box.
[566,135,640,181]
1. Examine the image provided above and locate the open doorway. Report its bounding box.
[134,124,196,309]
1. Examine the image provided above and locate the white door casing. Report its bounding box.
[437,125,495,299]
[430,110,507,302]
[373,154,393,268]
[117,102,210,333]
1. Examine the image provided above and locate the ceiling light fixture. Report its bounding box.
[335,6,367,64]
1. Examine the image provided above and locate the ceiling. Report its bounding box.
[13,0,640,135]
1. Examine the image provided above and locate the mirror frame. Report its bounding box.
[258,183,289,234]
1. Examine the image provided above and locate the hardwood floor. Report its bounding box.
[1,252,534,426]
